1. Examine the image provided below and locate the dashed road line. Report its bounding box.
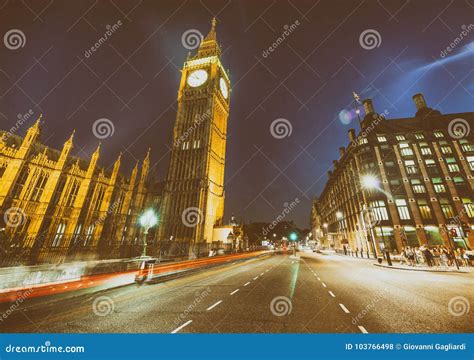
[260,272,264,276]
[328,291,335,297]
[244,282,250,286]
[230,289,239,295]
[171,320,192,334]
[358,325,368,334]
[317,277,321,281]
[206,300,223,311]
[253,276,258,280]
[322,282,327,288]
[339,303,350,313]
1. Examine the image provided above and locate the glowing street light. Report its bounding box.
[289,232,298,256]
[361,174,380,190]
[139,208,158,257]
[335,211,343,219]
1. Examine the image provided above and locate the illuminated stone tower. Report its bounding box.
[158,18,230,256]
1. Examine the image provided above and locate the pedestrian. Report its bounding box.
[406,246,415,266]
[423,246,434,267]
[440,247,449,267]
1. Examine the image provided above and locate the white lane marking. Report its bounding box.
[328,291,335,297]
[314,274,317,277]
[339,303,350,313]
[322,282,327,288]
[206,300,223,311]
[358,325,368,334]
[244,282,250,286]
[260,272,264,276]
[171,320,193,334]
[265,269,269,272]
[317,277,321,281]
[253,276,258,280]
[230,289,240,295]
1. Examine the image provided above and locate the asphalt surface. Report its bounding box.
[1,252,472,333]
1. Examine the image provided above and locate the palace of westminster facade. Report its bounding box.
[0,20,236,266]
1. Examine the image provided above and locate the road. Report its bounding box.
[1,252,472,333]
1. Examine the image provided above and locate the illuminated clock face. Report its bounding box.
[219,77,228,99]
[187,69,208,87]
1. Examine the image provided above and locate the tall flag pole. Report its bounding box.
[352,90,362,129]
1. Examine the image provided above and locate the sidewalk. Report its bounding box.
[374,262,472,273]
[321,250,472,273]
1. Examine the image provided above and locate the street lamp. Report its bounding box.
[139,208,158,257]
[289,232,298,256]
[360,174,382,259]
[361,174,380,190]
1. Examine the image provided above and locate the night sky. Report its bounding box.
[1,0,473,228]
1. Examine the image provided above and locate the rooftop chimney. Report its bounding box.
[363,99,374,115]
[412,93,427,111]
[339,147,345,157]
[348,129,356,142]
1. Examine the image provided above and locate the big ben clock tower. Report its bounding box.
[158,18,230,256]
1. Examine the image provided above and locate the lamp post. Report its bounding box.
[139,209,158,257]
[360,174,382,259]
[289,232,298,256]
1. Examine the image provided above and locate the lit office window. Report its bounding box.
[462,198,474,218]
[440,199,454,218]
[433,131,444,138]
[405,160,417,174]
[377,136,387,143]
[459,140,474,152]
[396,135,406,141]
[395,199,411,220]
[411,179,425,193]
[440,146,452,154]
[414,133,425,140]
[420,147,432,155]
[417,199,432,220]
[467,156,474,171]
[369,200,389,221]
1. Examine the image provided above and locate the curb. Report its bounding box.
[374,263,471,274]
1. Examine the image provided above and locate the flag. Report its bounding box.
[352,91,361,103]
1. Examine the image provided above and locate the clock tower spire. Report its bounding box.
[158,18,230,257]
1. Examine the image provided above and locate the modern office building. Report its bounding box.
[314,93,474,256]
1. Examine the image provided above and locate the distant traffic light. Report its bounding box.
[289,232,298,241]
